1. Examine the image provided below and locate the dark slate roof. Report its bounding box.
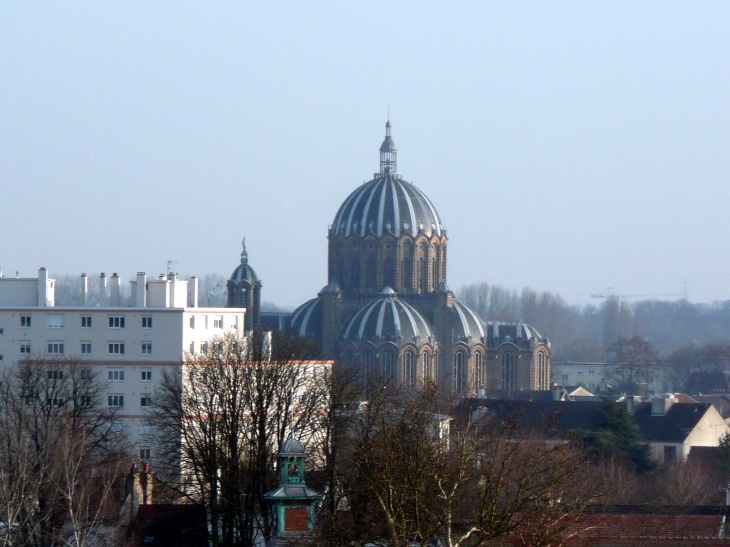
[454,399,606,436]
[331,174,443,238]
[485,321,546,349]
[128,504,207,547]
[340,292,433,344]
[481,390,559,402]
[694,395,730,419]
[633,402,712,443]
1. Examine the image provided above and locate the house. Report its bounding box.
[631,394,730,463]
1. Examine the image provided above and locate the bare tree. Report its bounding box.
[316,385,599,547]
[0,357,127,547]
[147,330,326,547]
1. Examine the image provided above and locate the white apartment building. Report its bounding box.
[0,268,245,460]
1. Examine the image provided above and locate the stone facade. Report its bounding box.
[289,121,551,396]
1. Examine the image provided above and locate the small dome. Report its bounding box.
[230,263,259,284]
[279,437,305,456]
[320,279,342,294]
[230,238,260,284]
[340,293,433,344]
[290,297,324,341]
[381,286,397,295]
[450,300,486,340]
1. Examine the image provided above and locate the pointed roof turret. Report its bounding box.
[379,119,397,173]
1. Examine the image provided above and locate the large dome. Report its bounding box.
[331,174,443,239]
[340,288,433,344]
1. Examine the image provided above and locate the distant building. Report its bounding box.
[288,121,550,395]
[0,268,245,460]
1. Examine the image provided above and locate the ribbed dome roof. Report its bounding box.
[230,263,259,284]
[289,296,324,340]
[451,300,486,340]
[340,293,433,343]
[331,174,443,238]
[487,322,545,344]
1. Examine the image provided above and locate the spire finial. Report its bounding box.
[379,118,397,174]
[240,237,248,264]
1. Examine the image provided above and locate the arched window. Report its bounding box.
[455,351,467,394]
[383,257,395,288]
[474,351,484,388]
[383,351,395,381]
[346,350,354,367]
[502,352,514,391]
[403,257,412,289]
[422,351,431,382]
[419,257,427,292]
[350,258,360,288]
[537,352,546,390]
[404,351,416,386]
[432,257,438,287]
[337,257,345,288]
[366,258,377,288]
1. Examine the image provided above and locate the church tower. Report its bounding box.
[227,238,262,330]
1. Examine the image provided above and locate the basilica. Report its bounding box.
[231,121,551,395]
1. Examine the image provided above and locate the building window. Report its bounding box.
[81,316,92,328]
[81,368,92,379]
[383,257,394,287]
[141,342,152,355]
[20,315,31,327]
[47,397,64,407]
[189,341,195,354]
[0,355,3,362]
[213,316,223,329]
[422,351,431,381]
[663,445,677,464]
[455,351,467,394]
[562,374,568,382]
[47,342,64,355]
[108,316,125,328]
[502,352,514,391]
[108,369,125,381]
[140,396,152,407]
[475,351,484,388]
[189,316,195,329]
[108,342,125,355]
[366,258,377,288]
[537,352,545,390]
[47,370,63,380]
[201,342,209,354]
[81,342,92,354]
[141,370,152,381]
[47,314,64,328]
[139,448,151,460]
[383,351,394,381]
[589,382,595,390]
[577,370,584,376]
[403,257,412,289]
[20,342,31,354]
[0,328,3,334]
[107,394,124,407]
[404,351,416,386]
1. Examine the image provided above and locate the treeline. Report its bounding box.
[459,282,730,360]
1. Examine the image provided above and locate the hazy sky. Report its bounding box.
[2,2,729,308]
